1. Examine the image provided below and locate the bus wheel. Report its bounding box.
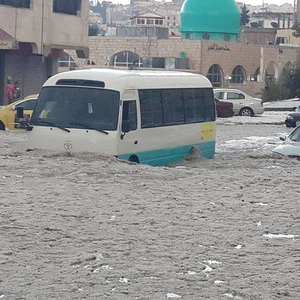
[0,121,5,131]
[186,146,200,160]
[189,147,197,155]
[129,155,139,163]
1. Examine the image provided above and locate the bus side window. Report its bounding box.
[202,88,216,122]
[122,101,137,131]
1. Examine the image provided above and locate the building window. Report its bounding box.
[224,34,231,42]
[207,64,223,87]
[53,0,81,16]
[202,33,210,40]
[147,19,154,25]
[231,65,246,84]
[58,53,77,68]
[250,67,260,82]
[110,51,143,68]
[137,18,145,25]
[0,0,31,8]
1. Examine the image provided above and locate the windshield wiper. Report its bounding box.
[70,122,109,135]
[33,120,71,133]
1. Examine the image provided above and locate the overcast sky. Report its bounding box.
[108,0,294,5]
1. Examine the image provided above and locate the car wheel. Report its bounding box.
[239,107,254,117]
[0,121,5,131]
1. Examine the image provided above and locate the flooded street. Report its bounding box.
[0,123,299,300]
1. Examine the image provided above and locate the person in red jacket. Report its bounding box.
[5,82,21,104]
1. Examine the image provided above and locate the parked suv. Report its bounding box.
[214,89,264,117]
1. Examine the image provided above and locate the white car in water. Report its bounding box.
[273,125,300,158]
[214,89,264,117]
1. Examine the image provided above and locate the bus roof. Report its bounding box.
[44,69,212,90]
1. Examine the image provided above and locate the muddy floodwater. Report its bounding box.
[0,124,299,300]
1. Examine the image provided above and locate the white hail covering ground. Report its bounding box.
[1,117,299,299]
[263,98,300,109]
[217,111,289,125]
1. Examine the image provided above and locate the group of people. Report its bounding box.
[5,82,21,104]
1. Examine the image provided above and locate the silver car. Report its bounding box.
[273,125,300,158]
[214,89,264,117]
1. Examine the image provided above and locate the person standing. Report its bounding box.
[13,82,21,102]
[5,81,21,104]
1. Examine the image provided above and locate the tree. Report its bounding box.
[89,23,100,36]
[262,63,300,102]
[292,21,300,38]
[90,1,110,24]
[285,63,300,98]
[240,4,250,26]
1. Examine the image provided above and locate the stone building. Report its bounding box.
[115,12,168,39]
[64,0,300,98]
[67,37,298,97]
[240,27,277,45]
[0,0,89,105]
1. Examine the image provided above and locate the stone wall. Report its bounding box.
[64,37,300,97]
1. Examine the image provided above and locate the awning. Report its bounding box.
[0,28,18,50]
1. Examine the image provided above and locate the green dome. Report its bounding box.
[180,0,241,41]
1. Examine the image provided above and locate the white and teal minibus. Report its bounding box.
[27,69,216,166]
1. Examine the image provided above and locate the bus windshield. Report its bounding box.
[31,86,120,131]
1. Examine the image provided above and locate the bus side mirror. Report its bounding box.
[16,107,24,119]
[122,120,130,133]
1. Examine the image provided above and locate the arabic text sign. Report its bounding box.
[207,43,231,52]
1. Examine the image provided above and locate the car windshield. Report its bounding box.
[31,87,120,131]
[289,126,300,142]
